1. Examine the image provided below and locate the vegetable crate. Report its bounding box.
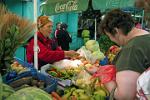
[4,70,58,93]
[41,64,72,87]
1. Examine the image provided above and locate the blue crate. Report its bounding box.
[5,70,36,84]
[14,57,34,70]
[35,72,58,93]
[4,70,57,93]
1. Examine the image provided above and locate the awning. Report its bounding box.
[41,0,137,15]
[40,0,89,15]
[92,0,136,11]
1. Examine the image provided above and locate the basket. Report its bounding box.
[41,64,72,87]
[5,70,57,93]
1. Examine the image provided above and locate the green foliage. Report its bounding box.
[0,25,23,74]
[97,34,116,53]
[0,4,35,75]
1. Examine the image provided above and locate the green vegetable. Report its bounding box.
[98,34,116,53]
[1,83,15,100]
[6,87,53,100]
[92,50,105,61]
[82,30,90,38]
[85,40,100,52]
[48,71,58,77]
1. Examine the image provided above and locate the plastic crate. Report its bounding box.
[5,70,57,93]
[14,57,34,70]
[5,69,36,84]
[36,72,58,93]
[41,64,72,87]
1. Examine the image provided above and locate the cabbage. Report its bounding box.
[82,30,90,38]
[83,38,90,44]
[85,40,100,52]
[92,50,105,61]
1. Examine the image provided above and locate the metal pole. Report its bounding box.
[95,18,97,40]
[141,9,144,29]
[33,0,38,70]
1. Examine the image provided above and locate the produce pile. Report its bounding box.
[1,39,121,100]
[10,61,28,74]
[4,61,29,82]
[46,65,81,80]
[44,40,121,100]
[61,82,109,100]
[43,40,117,100]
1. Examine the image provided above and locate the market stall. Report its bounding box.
[1,0,146,99]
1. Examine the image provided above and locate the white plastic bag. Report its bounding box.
[137,67,150,100]
[53,59,82,69]
[77,46,105,64]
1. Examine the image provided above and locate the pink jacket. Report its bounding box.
[26,32,65,68]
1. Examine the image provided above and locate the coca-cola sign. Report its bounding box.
[55,0,78,13]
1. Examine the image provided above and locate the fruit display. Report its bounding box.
[4,61,29,82]
[5,87,53,100]
[61,79,109,100]
[46,65,82,80]
[10,61,28,74]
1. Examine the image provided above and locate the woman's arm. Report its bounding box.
[104,70,140,100]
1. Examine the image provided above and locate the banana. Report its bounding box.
[100,84,110,96]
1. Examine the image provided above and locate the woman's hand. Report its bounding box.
[64,50,79,58]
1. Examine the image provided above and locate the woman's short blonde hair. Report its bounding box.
[37,16,52,29]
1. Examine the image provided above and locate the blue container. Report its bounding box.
[100,57,108,66]
[35,72,58,93]
[5,70,57,93]
[5,70,36,84]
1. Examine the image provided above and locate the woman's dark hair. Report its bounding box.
[60,23,68,30]
[100,9,135,36]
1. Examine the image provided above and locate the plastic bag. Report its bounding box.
[53,59,83,69]
[137,67,150,100]
[74,70,93,88]
[92,65,116,84]
[77,46,105,64]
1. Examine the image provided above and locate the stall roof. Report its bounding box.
[40,0,137,15]
[92,0,136,12]
[40,0,89,15]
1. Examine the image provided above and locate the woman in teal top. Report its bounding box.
[98,9,150,99]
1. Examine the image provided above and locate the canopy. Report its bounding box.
[41,0,137,15]
[41,0,89,15]
[92,0,136,11]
